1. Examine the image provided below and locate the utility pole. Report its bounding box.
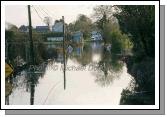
[28,5,35,65]
[28,5,35,105]
[62,16,66,90]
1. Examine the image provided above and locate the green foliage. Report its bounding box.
[5,30,14,42]
[110,54,124,72]
[120,89,154,105]
[96,12,108,33]
[115,5,155,58]
[110,29,124,53]
[93,5,118,40]
[121,57,155,105]
[121,56,155,105]
[93,5,133,52]
[67,14,93,40]
[102,22,133,54]
[115,6,155,105]
[102,22,113,43]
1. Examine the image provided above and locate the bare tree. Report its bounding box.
[93,5,118,21]
[92,5,119,43]
[43,16,52,30]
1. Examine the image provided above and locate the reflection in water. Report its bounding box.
[6,42,133,105]
[28,70,38,105]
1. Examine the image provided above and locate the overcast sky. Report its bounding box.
[5,5,96,27]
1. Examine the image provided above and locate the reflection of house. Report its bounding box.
[76,47,83,56]
[91,31,102,41]
[52,21,63,32]
[36,26,49,33]
[56,53,64,63]
[19,25,29,32]
[72,31,83,43]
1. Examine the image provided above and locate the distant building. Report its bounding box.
[72,31,83,43]
[52,21,63,32]
[91,31,102,41]
[36,26,49,33]
[19,25,29,32]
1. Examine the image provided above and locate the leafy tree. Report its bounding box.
[67,14,93,40]
[115,5,155,105]
[114,5,155,58]
[93,5,118,43]
[5,22,18,31]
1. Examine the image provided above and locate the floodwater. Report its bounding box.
[5,42,133,105]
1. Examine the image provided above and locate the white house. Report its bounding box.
[72,31,83,43]
[19,25,29,32]
[52,22,63,32]
[91,31,102,41]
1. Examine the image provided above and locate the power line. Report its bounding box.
[38,6,52,18]
[44,7,57,18]
[39,6,57,19]
[32,6,44,23]
[32,6,64,29]
[35,6,46,18]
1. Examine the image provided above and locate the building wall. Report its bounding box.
[36,26,49,33]
[52,22,63,32]
[91,31,102,41]
[72,31,83,43]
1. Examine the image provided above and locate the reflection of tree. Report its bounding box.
[7,43,27,67]
[94,49,123,87]
[26,63,48,105]
[5,81,13,105]
[120,79,154,105]
[110,54,124,72]
[120,58,155,105]
[7,61,48,105]
[6,42,48,67]
[36,43,48,62]
[37,43,58,61]
[70,43,92,66]
[67,42,124,87]
[5,95,10,105]
[98,50,111,77]
[94,70,114,87]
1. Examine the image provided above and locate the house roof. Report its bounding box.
[19,25,28,30]
[36,26,49,32]
[36,26,49,29]
[52,22,63,32]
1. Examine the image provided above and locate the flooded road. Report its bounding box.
[6,42,133,105]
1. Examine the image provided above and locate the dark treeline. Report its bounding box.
[114,5,155,105]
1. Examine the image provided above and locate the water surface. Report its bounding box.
[6,42,133,105]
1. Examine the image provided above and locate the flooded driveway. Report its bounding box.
[6,42,133,105]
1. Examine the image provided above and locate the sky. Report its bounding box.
[5,5,96,28]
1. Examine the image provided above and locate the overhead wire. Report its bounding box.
[31,5,63,31]
[32,6,44,23]
[38,5,52,18]
[39,6,58,19]
[35,6,46,18]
